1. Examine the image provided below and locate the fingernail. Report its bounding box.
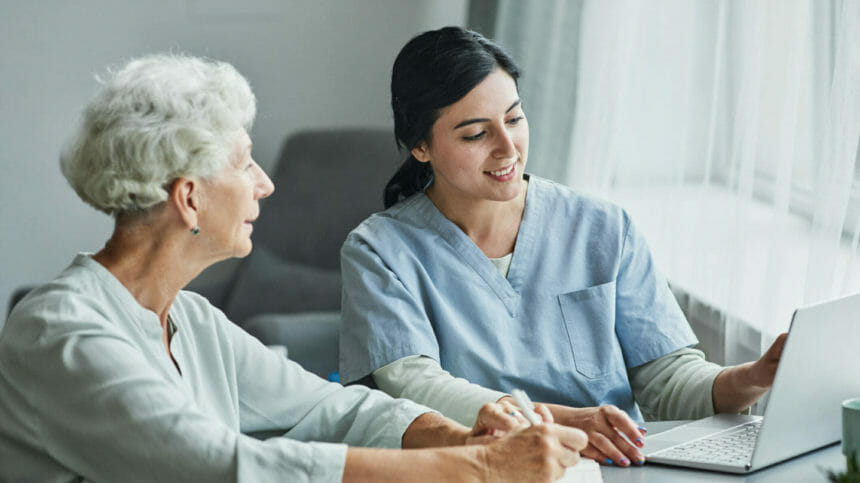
[636,458,646,465]
[634,438,644,447]
[638,426,648,434]
[605,458,614,465]
[620,458,630,466]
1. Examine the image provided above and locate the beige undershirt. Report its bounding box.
[372,253,725,425]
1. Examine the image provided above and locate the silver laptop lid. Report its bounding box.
[751,292,860,469]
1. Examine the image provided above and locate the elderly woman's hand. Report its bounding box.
[466,400,555,444]
[479,422,588,483]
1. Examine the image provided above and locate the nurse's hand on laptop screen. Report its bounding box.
[748,332,788,387]
[712,332,788,414]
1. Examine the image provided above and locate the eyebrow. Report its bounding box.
[453,100,522,129]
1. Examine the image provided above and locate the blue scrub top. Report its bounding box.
[339,175,697,420]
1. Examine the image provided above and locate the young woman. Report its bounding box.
[0,53,586,483]
[339,26,786,468]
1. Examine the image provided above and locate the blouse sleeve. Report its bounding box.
[222,318,431,449]
[373,355,507,427]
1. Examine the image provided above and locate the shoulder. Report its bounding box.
[527,175,631,235]
[172,290,231,330]
[1,255,122,361]
[343,193,431,251]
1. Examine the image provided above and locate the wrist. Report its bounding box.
[544,402,577,425]
[402,411,471,448]
[733,362,766,389]
[452,425,471,446]
[470,443,493,482]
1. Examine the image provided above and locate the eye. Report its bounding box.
[462,131,486,141]
[507,116,524,126]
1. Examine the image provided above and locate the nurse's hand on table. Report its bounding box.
[500,396,645,467]
[478,403,589,482]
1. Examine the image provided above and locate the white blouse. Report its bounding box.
[0,254,429,482]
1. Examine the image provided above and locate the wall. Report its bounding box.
[0,0,468,324]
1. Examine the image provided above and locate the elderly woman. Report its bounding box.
[0,54,586,482]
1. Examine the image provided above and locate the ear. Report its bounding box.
[411,141,431,164]
[168,177,200,231]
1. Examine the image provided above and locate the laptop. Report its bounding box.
[642,292,860,474]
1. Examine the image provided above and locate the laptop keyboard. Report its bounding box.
[655,420,761,466]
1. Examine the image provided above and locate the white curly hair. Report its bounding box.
[60,53,256,216]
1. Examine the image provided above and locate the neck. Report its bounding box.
[427,178,528,258]
[93,220,208,326]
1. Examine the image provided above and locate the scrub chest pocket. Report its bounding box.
[557,281,623,379]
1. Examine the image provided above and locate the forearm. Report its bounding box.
[711,362,769,413]
[496,396,571,424]
[373,356,506,426]
[401,411,470,448]
[343,446,482,483]
[712,333,786,413]
[629,348,723,421]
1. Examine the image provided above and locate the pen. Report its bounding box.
[511,389,543,426]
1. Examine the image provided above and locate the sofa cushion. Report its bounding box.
[223,246,341,326]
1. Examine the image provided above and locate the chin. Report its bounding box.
[493,185,523,202]
[235,243,254,259]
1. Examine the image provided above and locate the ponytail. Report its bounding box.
[383,155,432,209]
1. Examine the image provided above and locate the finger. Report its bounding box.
[580,443,609,464]
[499,400,521,416]
[602,407,645,449]
[555,425,588,452]
[558,446,582,468]
[588,430,632,466]
[475,402,519,434]
[767,333,788,360]
[534,403,554,424]
[607,428,644,464]
[548,458,567,483]
[496,398,531,427]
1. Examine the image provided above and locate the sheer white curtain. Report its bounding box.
[496,0,860,364]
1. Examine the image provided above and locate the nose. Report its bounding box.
[255,165,275,199]
[493,127,517,159]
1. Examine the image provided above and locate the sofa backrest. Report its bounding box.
[254,128,403,270]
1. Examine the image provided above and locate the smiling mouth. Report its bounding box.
[486,164,515,177]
